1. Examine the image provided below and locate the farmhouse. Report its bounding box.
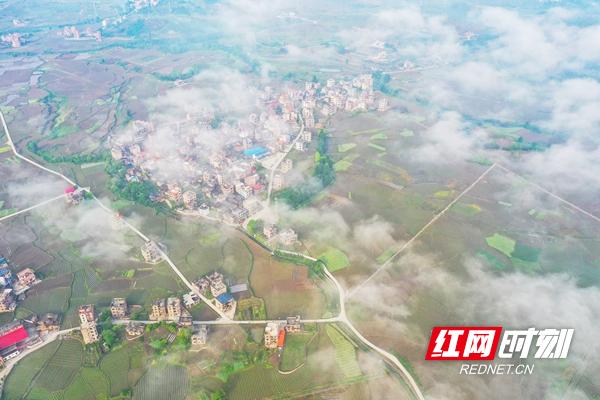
[150,298,168,321]
[37,313,60,334]
[285,316,302,333]
[125,322,144,339]
[191,325,208,347]
[141,241,162,264]
[78,305,99,344]
[167,297,182,322]
[16,268,37,287]
[214,293,236,318]
[0,267,13,287]
[0,289,16,313]
[110,298,128,319]
[264,322,280,349]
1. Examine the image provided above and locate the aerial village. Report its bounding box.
[0,246,302,370]
[0,75,387,371]
[109,74,388,232]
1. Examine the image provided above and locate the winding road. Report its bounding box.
[1,109,424,400]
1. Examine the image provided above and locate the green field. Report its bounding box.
[279,332,315,371]
[133,364,189,400]
[452,203,482,216]
[370,132,388,140]
[334,160,353,172]
[368,142,387,152]
[337,143,357,153]
[376,246,398,264]
[325,325,362,379]
[485,233,516,257]
[319,247,350,272]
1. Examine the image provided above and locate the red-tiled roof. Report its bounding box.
[277,329,286,348]
[0,325,28,350]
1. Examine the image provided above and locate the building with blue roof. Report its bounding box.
[216,293,233,304]
[243,147,269,158]
[214,292,236,316]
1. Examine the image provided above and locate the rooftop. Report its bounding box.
[216,293,234,304]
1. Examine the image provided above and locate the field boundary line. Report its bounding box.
[0,194,68,223]
[347,163,497,299]
[496,163,600,224]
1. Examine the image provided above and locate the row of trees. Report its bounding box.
[27,141,108,164]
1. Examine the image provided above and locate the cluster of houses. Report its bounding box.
[109,297,208,347]
[0,313,61,368]
[193,272,238,319]
[0,256,41,313]
[107,74,390,227]
[262,223,298,247]
[264,316,302,351]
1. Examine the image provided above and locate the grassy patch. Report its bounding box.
[367,142,387,152]
[452,203,482,216]
[485,233,516,257]
[3,341,61,399]
[399,129,414,137]
[325,325,362,379]
[280,333,314,371]
[133,364,189,400]
[319,247,350,272]
[512,243,541,262]
[370,132,388,140]
[376,247,397,264]
[434,190,454,199]
[334,160,353,172]
[337,143,357,153]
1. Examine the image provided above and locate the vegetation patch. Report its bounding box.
[334,160,353,172]
[370,132,388,140]
[376,247,397,264]
[325,325,362,379]
[279,333,315,371]
[337,143,357,153]
[485,233,516,257]
[319,247,350,272]
[368,142,387,152]
[452,203,482,216]
[434,190,454,199]
[133,364,189,400]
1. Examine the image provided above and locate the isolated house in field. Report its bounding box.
[191,325,208,347]
[141,241,162,264]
